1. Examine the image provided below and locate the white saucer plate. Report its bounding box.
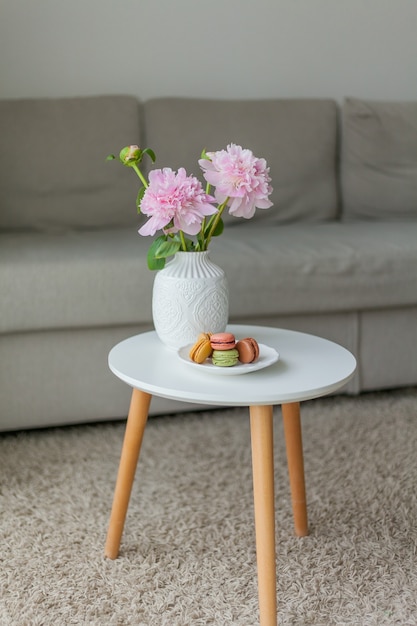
[177,343,279,375]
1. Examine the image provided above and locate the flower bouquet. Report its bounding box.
[107,143,273,269]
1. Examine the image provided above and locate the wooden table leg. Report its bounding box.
[104,388,152,559]
[281,402,308,537]
[250,405,277,626]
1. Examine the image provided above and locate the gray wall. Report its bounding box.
[1,0,416,101]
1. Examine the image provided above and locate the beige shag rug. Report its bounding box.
[1,388,417,626]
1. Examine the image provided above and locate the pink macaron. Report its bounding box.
[210,332,236,351]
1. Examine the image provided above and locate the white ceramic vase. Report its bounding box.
[152,251,229,350]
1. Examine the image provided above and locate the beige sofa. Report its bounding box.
[1,95,416,430]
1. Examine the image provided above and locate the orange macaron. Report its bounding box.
[189,333,213,363]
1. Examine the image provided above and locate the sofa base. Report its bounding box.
[1,306,416,431]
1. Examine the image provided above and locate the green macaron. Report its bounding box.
[212,348,239,367]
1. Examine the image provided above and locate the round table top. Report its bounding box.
[108,324,357,406]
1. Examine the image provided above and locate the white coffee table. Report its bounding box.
[105,324,356,626]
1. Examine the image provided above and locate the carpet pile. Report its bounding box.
[1,388,416,625]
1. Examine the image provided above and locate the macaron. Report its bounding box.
[189,333,213,364]
[210,332,236,351]
[236,337,260,363]
[212,348,239,367]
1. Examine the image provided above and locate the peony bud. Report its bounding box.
[119,145,141,164]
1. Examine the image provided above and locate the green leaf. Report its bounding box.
[147,236,167,270]
[195,231,205,250]
[154,239,181,258]
[148,235,166,253]
[147,253,165,271]
[136,186,146,212]
[106,154,116,161]
[183,237,196,251]
[212,218,224,237]
[205,217,224,238]
[142,147,156,163]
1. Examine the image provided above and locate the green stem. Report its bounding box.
[203,198,229,250]
[195,218,206,251]
[179,230,187,251]
[132,163,148,188]
[195,183,212,251]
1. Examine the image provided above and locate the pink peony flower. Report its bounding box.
[109,141,275,268]
[199,143,273,218]
[139,167,217,237]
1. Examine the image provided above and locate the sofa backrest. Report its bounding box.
[341,97,417,221]
[0,95,142,232]
[143,97,339,225]
[2,94,415,234]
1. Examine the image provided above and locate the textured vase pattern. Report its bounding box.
[152,251,229,350]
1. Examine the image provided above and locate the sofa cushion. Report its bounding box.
[0,95,142,232]
[215,222,417,318]
[1,222,416,334]
[0,228,154,333]
[143,98,339,225]
[341,98,417,220]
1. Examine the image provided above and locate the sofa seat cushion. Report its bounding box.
[0,228,154,334]
[214,221,417,317]
[1,222,416,334]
